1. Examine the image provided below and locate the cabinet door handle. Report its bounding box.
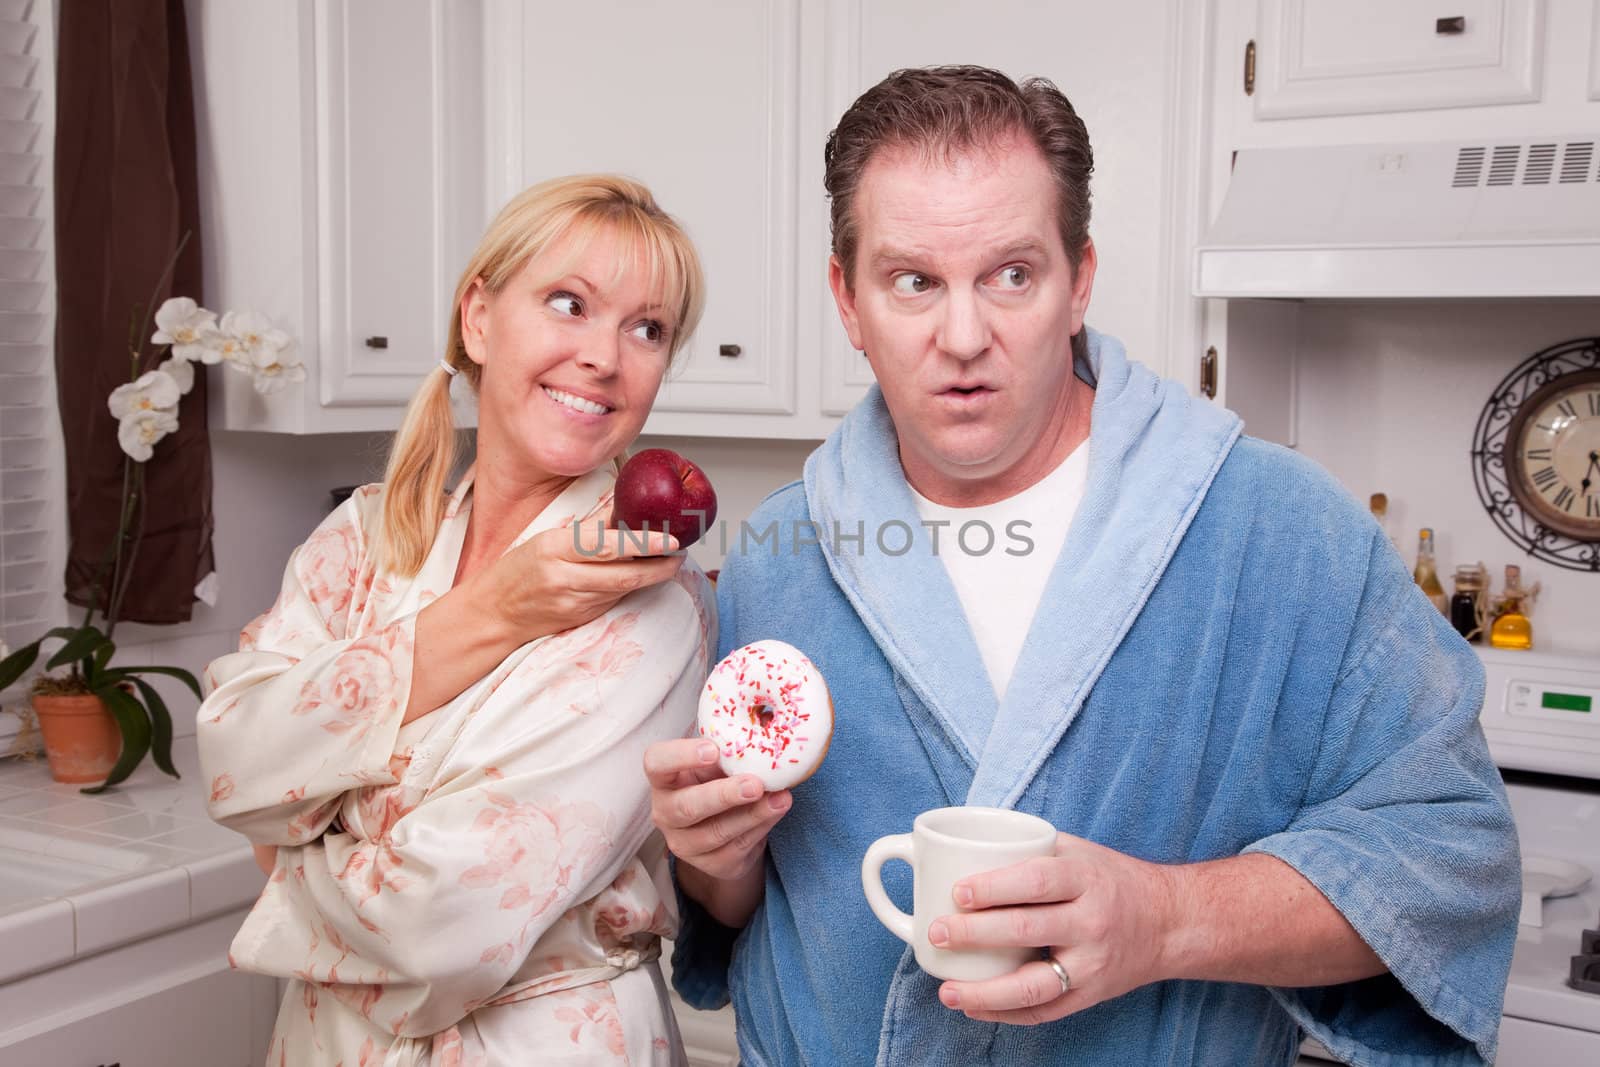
[364,335,388,349]
[1200,346,1218,399]
[718,344,742,358]
[1435,16,1466,34]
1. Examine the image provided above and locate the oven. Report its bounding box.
[1300,646,1600,1064]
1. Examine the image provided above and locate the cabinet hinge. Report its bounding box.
[1201,347,1218,399]
[1244,39,1256,96]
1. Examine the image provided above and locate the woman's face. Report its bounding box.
[461,227,677,482]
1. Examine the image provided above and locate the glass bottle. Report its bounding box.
[1412,528,1448,616]
[1369,493,1396,554]
[1490,565,1534,651]
[1449,563,1487,643]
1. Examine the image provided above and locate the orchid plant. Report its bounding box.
[0,252,303,791]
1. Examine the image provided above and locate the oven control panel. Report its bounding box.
[1478,647,1600,779]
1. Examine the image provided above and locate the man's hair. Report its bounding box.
[823,65,1094,289]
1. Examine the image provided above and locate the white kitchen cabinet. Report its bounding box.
[485,0,803,433]
[815,0,1188,409]
[194,0,485,434]
[478,0,1194,437]
[1251,0,1546,119]
[0,910,277,1066]
[190,1,1204,438]
[1205,0,1598,171]
[1591,0,1600,98]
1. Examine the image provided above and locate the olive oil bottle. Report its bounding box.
[1489,565,1534,651]
[1412,528,1448,616]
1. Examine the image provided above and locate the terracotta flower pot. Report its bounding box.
[31,692,122,784]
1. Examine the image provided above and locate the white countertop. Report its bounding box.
[0,736,264,983]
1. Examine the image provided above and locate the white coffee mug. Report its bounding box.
[861,806,1058,982]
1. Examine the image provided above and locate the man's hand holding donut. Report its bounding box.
[644,738,792,928]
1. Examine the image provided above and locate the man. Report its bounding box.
[645,66,1519,1066]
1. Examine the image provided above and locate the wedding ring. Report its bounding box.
[1045,954,1071,997]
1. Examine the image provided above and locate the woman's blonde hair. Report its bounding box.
[376,174,705,577]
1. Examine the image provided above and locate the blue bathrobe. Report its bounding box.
[673,329,1520,1067]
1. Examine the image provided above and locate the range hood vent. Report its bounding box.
[1194,137,1600,299]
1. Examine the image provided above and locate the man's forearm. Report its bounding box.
[678,853,768,930]
[1158,852,1386,987]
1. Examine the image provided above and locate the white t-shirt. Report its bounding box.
[909,443,1088,701]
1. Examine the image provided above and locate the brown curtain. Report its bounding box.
[55,0,211,624]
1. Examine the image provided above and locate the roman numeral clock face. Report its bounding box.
[1507,368,1600,546]
[1476,342,1600,571]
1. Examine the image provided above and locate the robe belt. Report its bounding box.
[378,940,663,1067]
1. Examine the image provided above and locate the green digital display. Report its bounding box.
[1541,692,1593,713]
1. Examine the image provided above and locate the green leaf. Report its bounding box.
[0,641,41,691]
[45,626,110,671]
[90,639,117,679]
[129,677,178,779]
[112,665,202,702]
[81,685,151,794]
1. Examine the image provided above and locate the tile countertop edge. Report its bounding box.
[0,845,261,984]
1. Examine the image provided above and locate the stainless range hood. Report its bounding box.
[1193,137,1600,299]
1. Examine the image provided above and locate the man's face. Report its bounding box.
[829,136,1096,505]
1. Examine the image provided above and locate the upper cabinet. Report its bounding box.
[1251,0,1545,119]
[315,1,484,409]
[484,0,808,437]
[193,0,1197,436]
[1592,0,1600,98]
[1208,0,1599,167]
[479,0,1191,438]
[196,0,485,434]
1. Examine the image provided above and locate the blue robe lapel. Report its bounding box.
[968,338,1241,806]
[804,405,995,765]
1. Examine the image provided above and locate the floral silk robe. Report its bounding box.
[198,467,714,1066]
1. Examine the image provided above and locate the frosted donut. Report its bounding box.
[697,639,834,791]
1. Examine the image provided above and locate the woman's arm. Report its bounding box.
[400,522,682,726]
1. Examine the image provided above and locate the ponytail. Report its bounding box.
[376,364,460,576]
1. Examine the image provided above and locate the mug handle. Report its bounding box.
[861,833,915,945]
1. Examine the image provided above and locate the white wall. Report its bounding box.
[1293,300,1600,656]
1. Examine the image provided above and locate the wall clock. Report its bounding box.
[1471,336,1600,573]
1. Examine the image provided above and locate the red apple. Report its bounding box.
[611,448,718,548]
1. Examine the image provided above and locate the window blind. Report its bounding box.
[0,0,58,732]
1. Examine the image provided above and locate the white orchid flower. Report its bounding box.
[194,571,220,607]
[108,369,182,421]
[222,310,292,370]
[251,358,307,396]
[152,297,220,363]
[157,355,195,395]
[116,408,179,462]
[215,331,251,372]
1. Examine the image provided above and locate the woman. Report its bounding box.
[198,175,712,1065]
